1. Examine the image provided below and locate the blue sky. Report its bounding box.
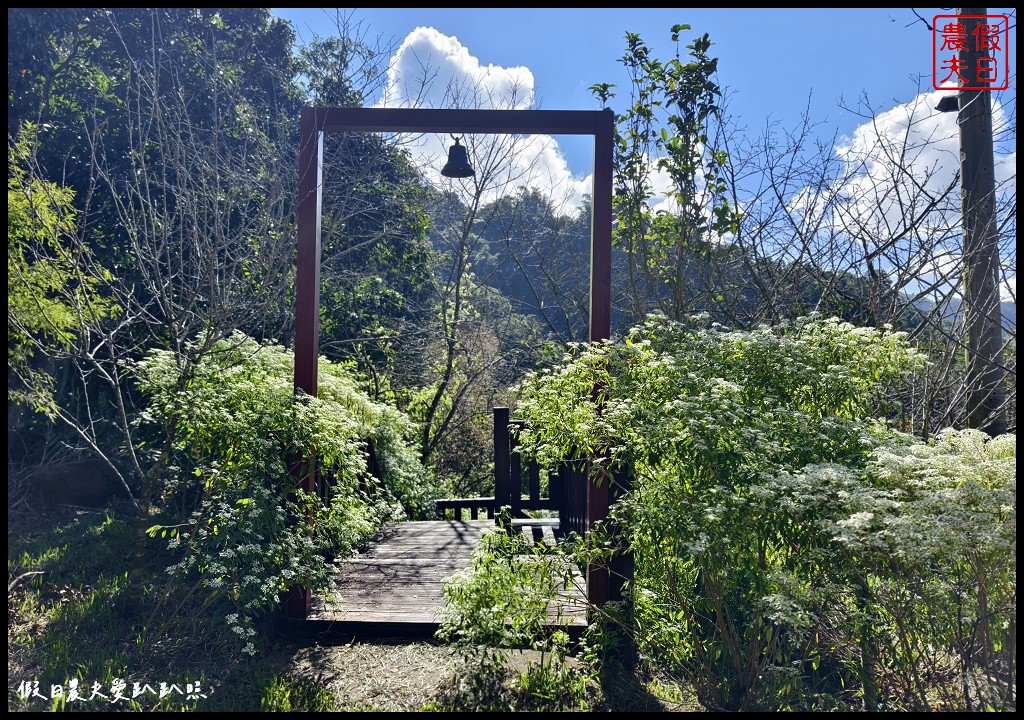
[271,7,1016,175]
[270,8,1016,301]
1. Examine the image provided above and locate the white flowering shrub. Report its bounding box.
[515,314,1015,710]
[843,429,1016,710]
[135,333,435,650]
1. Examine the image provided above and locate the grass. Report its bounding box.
[7,502,702,712]
[7,504,268,711]
[259,675,339,712]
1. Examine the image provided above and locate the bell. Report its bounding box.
[440,137,475,178]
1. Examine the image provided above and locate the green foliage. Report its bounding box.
[846,430,1016,710]
[7,127,115,414]
[10,9,300,173]
[438,528,571,648]
[515,314,1015,710]
[403,269,548,496]
[7,510,206,712]
[436,528,593,711]
[134,333,436,652]
[516,313,923,473]
[259,675,338,712]
[316,133,435,390]
[302,27,435,391]
[473,187,593,343]
[9,9,304,478]
[513,645,593,712]
[594,26,742,321]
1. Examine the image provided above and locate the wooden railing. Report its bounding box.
[434,406,633,603]
[434,408,588,539]
[434,496,495,520]
[315,438,381,504]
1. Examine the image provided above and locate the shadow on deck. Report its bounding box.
[303,520,588,640]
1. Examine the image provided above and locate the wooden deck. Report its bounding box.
[306,520,588,638]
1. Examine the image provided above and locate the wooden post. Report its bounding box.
[510,422,523,517]
[528,456,541,505]
[554,463,567,532]
[608,464,634,602]
[587,108,615,605]
[590,108,614,345]
[586,465,611,607]
[294,107,324,400]
[286,108,324,620]
[493,407,511,515]
[549,460,562,508]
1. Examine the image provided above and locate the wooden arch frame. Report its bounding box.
[292,107,615,616]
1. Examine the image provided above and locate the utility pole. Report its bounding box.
[947,8,1007,435]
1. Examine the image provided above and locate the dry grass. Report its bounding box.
[282,638,460,711]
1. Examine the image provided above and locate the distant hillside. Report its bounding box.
[1002,301,1016,329]
[913,298,1016,333]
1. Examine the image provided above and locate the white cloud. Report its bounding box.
[995,149,1016,190]
[834,91,963,237]
[833,90,1015,234]
[783,90,1016,303]
[375,32,1017,301]
[380,27,535,111]
[1002,274,1016,303]
[378,27,591,212]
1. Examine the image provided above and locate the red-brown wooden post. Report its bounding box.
[608,465,634,602]
[587,108,615,606]
[590,109,614,345]
[294,107,324,400]
[287,107,324,619]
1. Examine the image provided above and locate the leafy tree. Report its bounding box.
[474,187,593,343]
[316,132,434,395]
[7,127,115,417]
[592,25,741,323]
[411,169,554,495]
[296,17,437,397]
[593,22,1015,435]
[9,9,300,219]
[364,62,565,492]
[7,9,302,584]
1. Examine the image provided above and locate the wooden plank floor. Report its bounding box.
[307,520,588,637]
